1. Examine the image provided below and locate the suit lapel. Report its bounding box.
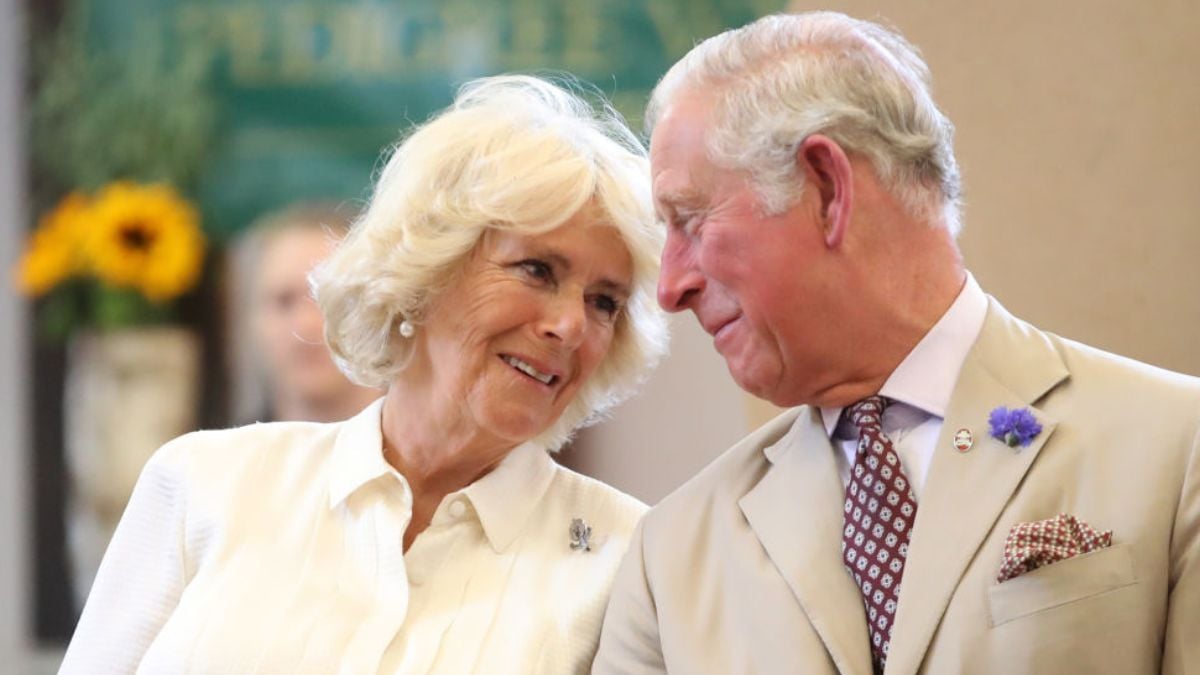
[740,407,874,675]
[885,299,1069,675]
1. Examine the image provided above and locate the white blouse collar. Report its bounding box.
[327,397,557,553]
[461,440,556,553]
[328,397,391,508]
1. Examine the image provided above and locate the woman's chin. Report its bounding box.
[478,409,554,447]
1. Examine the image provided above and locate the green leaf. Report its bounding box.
[91,285,174,330]
[38,288,84,342]
[29,0,218,191]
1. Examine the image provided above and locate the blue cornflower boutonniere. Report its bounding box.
[988,406,1043,447]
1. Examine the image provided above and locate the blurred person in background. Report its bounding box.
[228,202,380,425]
[60,74,668,674]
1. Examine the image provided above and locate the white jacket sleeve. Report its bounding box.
[59,438,191,674]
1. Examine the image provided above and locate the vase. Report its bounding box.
[63,325,200,610]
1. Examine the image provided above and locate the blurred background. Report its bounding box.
[1,0,1197,670]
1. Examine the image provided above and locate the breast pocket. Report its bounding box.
[987,543,1138,627]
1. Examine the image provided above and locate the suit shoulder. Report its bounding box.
[1049,333,1200,404]
[1031,331,1200,456]
[983,300,1200,409]
[648,406,805,520]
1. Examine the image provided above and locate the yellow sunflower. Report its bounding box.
[14,192,90,296]
[83,181,206,302]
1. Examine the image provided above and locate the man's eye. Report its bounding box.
[517,259,554,282]
[675,212,702,235]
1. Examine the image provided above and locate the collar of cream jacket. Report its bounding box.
[327,398,557,553]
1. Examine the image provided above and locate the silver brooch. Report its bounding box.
[569,518,592,552]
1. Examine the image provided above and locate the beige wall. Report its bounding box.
[900,0,1200,372]
[573,0,1200,500]
[567,318,750,505]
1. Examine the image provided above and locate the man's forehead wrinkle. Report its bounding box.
[651,103,717,220]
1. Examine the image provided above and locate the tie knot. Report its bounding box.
[845,396,889,431]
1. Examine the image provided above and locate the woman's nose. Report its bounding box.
[539,293,587,348]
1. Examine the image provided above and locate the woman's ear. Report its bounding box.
[796,135,854,249]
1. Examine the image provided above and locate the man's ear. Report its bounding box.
[796,135,853,249]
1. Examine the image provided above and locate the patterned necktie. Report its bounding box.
[841,396,918,673]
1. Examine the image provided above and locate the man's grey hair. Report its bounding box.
[647,11,963,235]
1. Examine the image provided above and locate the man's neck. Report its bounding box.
[811,225,966,409]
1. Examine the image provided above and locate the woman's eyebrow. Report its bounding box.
[523,246,630,296]
[593,278,631,298]
[521,249,571,272]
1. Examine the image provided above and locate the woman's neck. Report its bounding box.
[379,388,514,551]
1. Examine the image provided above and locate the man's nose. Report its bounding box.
[656,231,704,312]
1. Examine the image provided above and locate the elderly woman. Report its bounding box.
[61,75,668,674]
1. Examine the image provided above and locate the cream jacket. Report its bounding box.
[61,399,646,674]
[594,299,1200,674]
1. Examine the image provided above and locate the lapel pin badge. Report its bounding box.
[953,428,973,453]
[569,518,592,552]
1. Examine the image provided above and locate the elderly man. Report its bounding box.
[593,11,1198,675]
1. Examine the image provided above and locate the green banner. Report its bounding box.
[82,0,783,239]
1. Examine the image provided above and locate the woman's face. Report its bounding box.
[410,210,633,447]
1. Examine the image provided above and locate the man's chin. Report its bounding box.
[727,362,775,402]
[728,362,807,408]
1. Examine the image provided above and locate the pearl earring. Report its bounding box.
[398,319,415,338]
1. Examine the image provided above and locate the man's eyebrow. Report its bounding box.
[655,190,706,227]
[656,186,705,209]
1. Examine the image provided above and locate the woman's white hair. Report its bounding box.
[647,11,963,235]
[312,74,668,451]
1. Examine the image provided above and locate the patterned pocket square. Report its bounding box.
[997,513,1113,583]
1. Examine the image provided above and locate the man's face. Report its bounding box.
[650,96,841,406]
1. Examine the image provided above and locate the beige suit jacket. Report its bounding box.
[594,299,1200,674]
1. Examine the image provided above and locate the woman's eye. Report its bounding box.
[592,294,622,319]
[516,259,554,283]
